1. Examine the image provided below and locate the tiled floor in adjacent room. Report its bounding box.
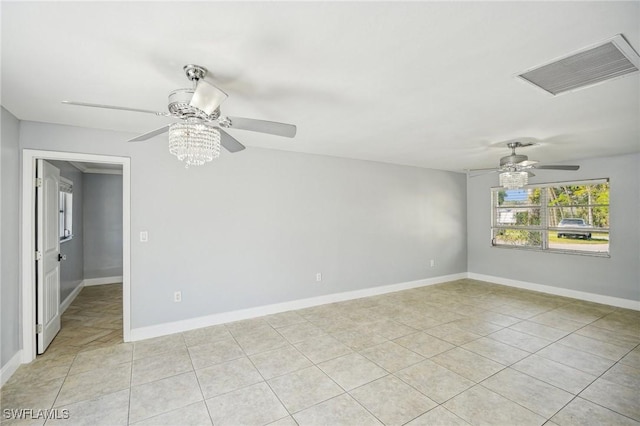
[2,279,639,425]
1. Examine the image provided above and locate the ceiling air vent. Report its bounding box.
[518,34,640,95]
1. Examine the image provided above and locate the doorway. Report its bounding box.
[21,150,131,363]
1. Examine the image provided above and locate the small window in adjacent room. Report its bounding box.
[491,179,609,256]
[59,177,73,242]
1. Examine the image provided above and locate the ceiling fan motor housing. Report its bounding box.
[500,154,528,167]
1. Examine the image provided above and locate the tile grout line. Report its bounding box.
[229,321,296,423]
[183,331,214,426]
[126,347,133,426]
[570,340,640,422]
[492,313,638,423]
[390,301,635,423]
[263,313,397,424]
[272,325,372,421]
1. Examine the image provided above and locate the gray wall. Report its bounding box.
[18,121,468,329]
[1,107,21,368]
[83,174,123,279]
[467,152,640,301]
[48,161,85,302]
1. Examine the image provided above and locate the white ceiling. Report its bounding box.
[2,1,638,172]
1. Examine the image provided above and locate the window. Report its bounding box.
[491,179,609,256]
[59,178,73,242]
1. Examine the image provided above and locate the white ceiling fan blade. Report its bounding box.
[533,164,580,170]
[128,125,170,142]
[62,101,169,116]
[225,116,297,138]
[467,169,500,178]
[519,160,539,167]
[219,128,245,153]
[467,167,499,172]
[189,78,228,116]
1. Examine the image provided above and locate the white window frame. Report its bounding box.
[59,176,73,242]
[491,178,610,257]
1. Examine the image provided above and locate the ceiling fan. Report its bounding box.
[469,142,580,189]
[63,64,297,166]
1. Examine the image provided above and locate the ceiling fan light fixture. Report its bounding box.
[499,171,528,189]
[63,64,296,159]
[168,120,220,168]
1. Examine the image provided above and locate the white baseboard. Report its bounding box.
[0,351,23,387]
[84,276,123,286]
[130,272,467,341]
[468,273,640,311]
[60,281,85,313]
[129,270,638,342]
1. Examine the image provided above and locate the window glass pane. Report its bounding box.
[63,192,73,238]
[59,183,73,241]
[496,188,541,207]
[546,183,609,206]
[547,231,609,253]
[548,206,610,231]
[492,229,542,248]
[59,192,65,239]
[547,183,609,227]
[495,207,541,226]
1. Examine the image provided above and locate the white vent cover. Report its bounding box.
[518,34,640,95]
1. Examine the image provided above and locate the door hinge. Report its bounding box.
[34,177,43,188]
[36,324,43,334]
[35,251,42,261]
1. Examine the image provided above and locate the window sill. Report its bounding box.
[60,236,73,244]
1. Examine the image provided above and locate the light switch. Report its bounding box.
[140,231,148,242]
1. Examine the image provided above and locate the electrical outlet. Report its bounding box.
[316,273,322,282]
[430,259,435,268]
[140,231,148,242]
[174,291,182,302]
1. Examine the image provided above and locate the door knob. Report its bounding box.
[58,254,67,262]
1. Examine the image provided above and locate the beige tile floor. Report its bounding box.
[2,279,639,425]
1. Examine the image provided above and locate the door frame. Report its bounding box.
[21,149,131,363]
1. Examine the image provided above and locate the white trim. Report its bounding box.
[468,273,640,311]
[60,281,84,314]
[21,149,132,364]
[59,175,73,192]
[68,161,86,173]
[84,276,123,286]
[69,161,123,175]
[0,351,23,387]
[83,168,123,175]
[130,273,467,341]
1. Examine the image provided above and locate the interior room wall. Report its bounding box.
[1,107,21,370]
[467,152,640,302]
[19,121,468,329]
[83,173,123,280]
[48,161,85,302]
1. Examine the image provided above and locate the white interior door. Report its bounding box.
[36,159,61,354]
